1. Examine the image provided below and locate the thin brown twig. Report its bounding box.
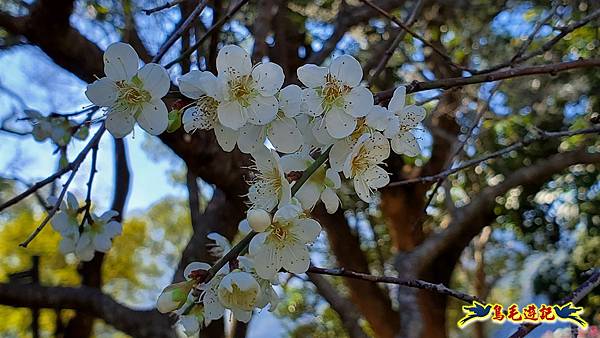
[360,0,471,73]
[422,82,502,210]
[308,266,483,304]
[388,126,600,187]
[509,268,600,338]
[143,0,186,15]
[509,5,558,64]
[474,8,600,74]
[78,141,99,230]
[153,0,209,63]
[367,0,424,84]
[0,125,106,213]
[374,58,600,103]
[165,0,250,69]
[12,125,105,247]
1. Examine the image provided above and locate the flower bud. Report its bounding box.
[247,209,271,232]
[157,281,194,313]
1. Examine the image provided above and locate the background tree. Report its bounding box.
[0,0,598,337]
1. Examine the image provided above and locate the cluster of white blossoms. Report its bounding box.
[49,192,122,261]
[82,43,427,333]
[25,110,89,147]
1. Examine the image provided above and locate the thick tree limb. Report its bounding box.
[0,283,175,338]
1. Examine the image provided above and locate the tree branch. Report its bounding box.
[0,283,174,338]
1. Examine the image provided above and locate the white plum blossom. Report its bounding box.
[206,232,232,258]
[75,210,122,261]
[342,132,390,203]
[384,86,426,156]
[85,42,170,138]
[247,147,291,211]
[297,54,374,139]
[237,84,305,154]
[25,110,88,146]
[249,203,321,279]
[217,271,260,323]
[178,70,241,152]
[49,192,81,254]
[215,45,284,130]
[281,151,341,213]
[157,280,195,313]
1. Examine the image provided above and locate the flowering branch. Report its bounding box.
[308,266,484,304]
[78,140,100,229]
[508,269,600,338]
[388,125,600,187]
[17,125,106,247]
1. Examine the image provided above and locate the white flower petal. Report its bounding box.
[388,86,406,113]
[137,99,168,135]
[282,243,310,274]
[105,109,135,138]
[178,70,205,99]
[104,220,122,237]
[180,315,200,336]
[353,177,372,203]
[216,45,252,77]
[311,116,335,146]
[273,203,302,223]
[391,131,421,156]
[103,42,139,81]
[267,117,303,153]
[321,188,340,214]
[85,77,118,107]
[59,237,77,254]
[247,95,278,125]
[217,101,246,130]
[237,124,265,154]
[51,212,71,234]
[207,232,231,252]
[279,85,303,118]
[301,89,323,117]
[295,183,320,211]
[329,140,352,172]
[253,62,284,96]
[253,247,282,279]
[249,232,269,255]
[344,86,373,117]
[94,234,112,252]
[280,153,309,172]
[398,105,426,129]
[232,309,253,323]
[329,54,362,87]
[325,108,356,139]
[293,218,321,242]
[364,165,390,189]
[203,290,225,321]
[365,105,392,131]
[297,64,327,88]
[214,124,239,152]
[366,132,391,162]
[137,63,170,98]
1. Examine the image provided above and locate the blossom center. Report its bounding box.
[351,145,371,177]
[116,80,151,108]
[228,75,256,107]
[321,73,351,110]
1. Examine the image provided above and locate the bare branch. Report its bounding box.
[0,125,106,214]
[165,0,250,68]
[18,125,106,247]
[360,0,470,73]
[143,0,186,15]
[153,0,209,63]
[308,266,483,304]
[389,126,600,187]
[374,58,600,103]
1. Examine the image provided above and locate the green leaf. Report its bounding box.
[167,109,182,133]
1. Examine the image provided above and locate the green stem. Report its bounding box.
[203,145,332,282]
